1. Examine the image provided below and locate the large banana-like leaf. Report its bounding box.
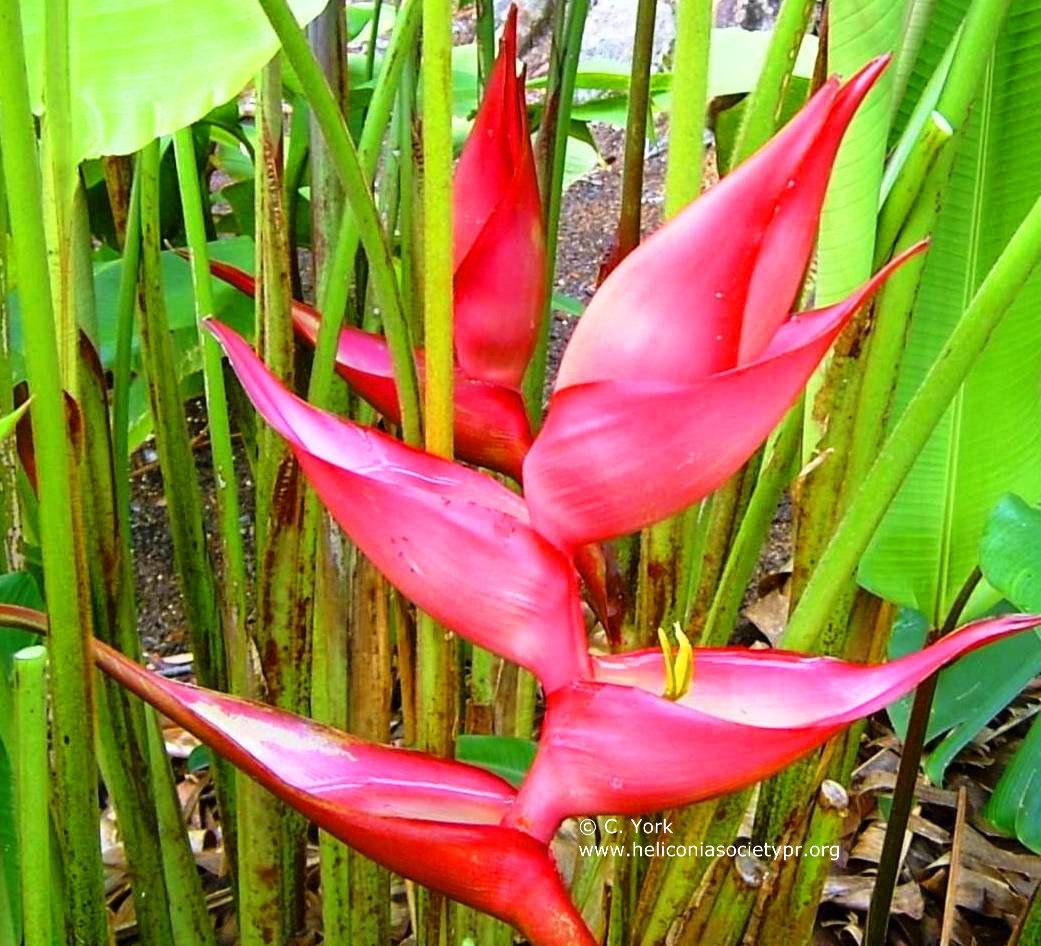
[859,1,1041,623]
[815,0,910,306]
[20,0,325,161]
[802,0,909,449]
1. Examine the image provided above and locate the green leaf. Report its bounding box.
[562,137,601,193]
[860,4,1041,623]
[19,0,326,161]
[982,711,1041,853]
[887,605,1041,781]
[0,571,45,945]
[0,402,29,444]
[186,745,213,774]
[980,494,1041,611]
[552,291,585,317]
[455,735,537,787]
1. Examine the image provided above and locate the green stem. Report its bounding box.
[137,139,226,690]
[731,0,816,164]
[614,0,658,259]
[14,645,51,946]
[864,568,981,946]
[0,3,107,940]
[523,0,591,420]
[366,0,384,80]
[414,0,457,750]
[475,0,496,89]
[662,0,711,216]
[256,0,421,441]
[111,161,142,536]
[40,0,79,384]
[421,0,454,460]
[172,128,247,683]
[310,0,422,406]
[0,153,23,570]
[701,403,802,645]
[783,192,1041,651]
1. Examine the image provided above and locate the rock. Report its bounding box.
[578,0,676,71]
[714,0,782,30]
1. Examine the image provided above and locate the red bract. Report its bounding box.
[203,6,541,480]
[452,5,544,388]
[89,640,594,946]
[522,56,928,549]
[205,260,532,480]
[504,614,1041,840]
[207,319,590,693]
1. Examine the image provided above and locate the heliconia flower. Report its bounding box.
[206,319,591,694]
[452,4,545,389]
[204,260,532,481]
[503,614,1041,840]
[202,7,541,480]
[522,57,928,550]
[87,638,595,946]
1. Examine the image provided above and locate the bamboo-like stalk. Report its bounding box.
[662,0,711,217]
[14,645,51,946]
[731,0,816,166]
[523,0,591,419]
[137,139,226,690]
[416,0,457,873]
[172,129,248,685]
[0,3,107,940]
[0,158,23,570]
[304,9,356,942]
[613,0,658,261]
[257,0,422,443]
[106,158,218,943]
[311,0,422,403]
[475,0,496,89]
[111,159,142,521]
[700,403,802,645]
[40,0,80,384]
[864,569,981,946]
[784,191,1041,650]
[239,58,313,946]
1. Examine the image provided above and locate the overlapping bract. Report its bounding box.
[91,640,594,946]
[504,614,1041,839]
[81,51,1041,946]
[208,319,590,694]
[205,7,541,480]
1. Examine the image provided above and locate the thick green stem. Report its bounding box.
[864,569,981,946]
[311,0,422,405]
[701,403,802,645]
[111,162,141,538]
[731,0,816,164]
[524,0,591,419]
[784,192,1041,651]
[257,0,421,442]
[0,3,107,941]
[14,645,51,946]
[421,0,454,460]
[614,0,658,259]
[0,157,23,570]
[137,139,226,690]
[663,0,711,216]
[172,129,248,683]
[475,0,496,89]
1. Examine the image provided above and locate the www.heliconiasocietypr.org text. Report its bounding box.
[576,818,840,861]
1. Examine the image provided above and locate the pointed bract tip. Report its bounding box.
[502,5,519,58]
[834,53,892,103]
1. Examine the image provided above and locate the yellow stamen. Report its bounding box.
[658,623,694,701]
